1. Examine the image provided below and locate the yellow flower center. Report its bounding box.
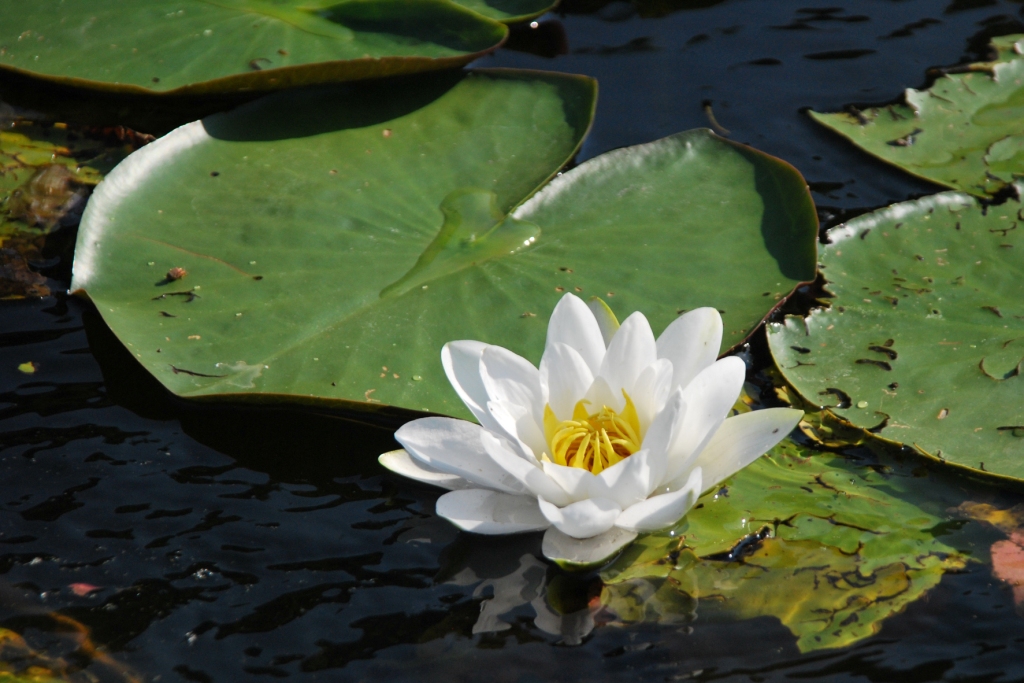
[543,392,642,474]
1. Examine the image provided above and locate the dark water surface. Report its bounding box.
[4,0,1024,681]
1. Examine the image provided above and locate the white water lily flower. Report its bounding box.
[379,294,802,566]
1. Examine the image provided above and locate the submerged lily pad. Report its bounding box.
[810,35,1024,197]
[1,120,131,298]
[768,190,1024,482]
[0,613,139,682]
[71,70,817,421]
[601,438,966,652]
[0,0,507,97]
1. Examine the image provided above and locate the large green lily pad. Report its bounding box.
[810,35,1024,198]
[768,190,1024,482]
[70,70,817,421]
[600,438,967,652]
[0,0,507,97]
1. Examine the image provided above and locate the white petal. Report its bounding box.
[396,417,526,494]
[588,449,656,509]
[688,408,803,491]
[631,358,673,430]
[541,461,593,502]
[541,526,637,568]
[437,489,550,534]
[583,375,623,413]
[545,293,606,375]
[483,348,548,444]
[441,340,494,428]
[615,468,702,532]
[540,342,595,422]
[481,432,574,507]
[480,346,544,427]
[639,388,684,487]
[664,356,746,482]
[513,407,549,461]
[586,297,620,347]
[486,399,544,463]
[538,496,621,539]
[378,449,472,491]
[656,307,723,393]
[598,312,657,398]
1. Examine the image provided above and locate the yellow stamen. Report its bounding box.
[543,391,643,474]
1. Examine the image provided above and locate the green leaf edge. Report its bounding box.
[772,334,1024,489]
[807,108,959,195]
[457,0,560,24]
[768,189,1024,488]
[0,0,509,98]
[515,126,820,356]
[806,35,1024,198]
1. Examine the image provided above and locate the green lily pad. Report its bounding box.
[1,120,131,298]
[70,70,817,421]
[988,34,1022,63]
[449,0,556,23]
[600,438,967,652]
[768,190,1024,482]
[511,129,818,355]
[810,34,1024,197]
[0,0,507,97]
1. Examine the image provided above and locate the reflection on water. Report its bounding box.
[5,0,1024,680]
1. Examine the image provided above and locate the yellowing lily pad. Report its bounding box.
[600,439,966,652]
[1,120,132,298]
[810,34,1024,197]
[0,615,138,683]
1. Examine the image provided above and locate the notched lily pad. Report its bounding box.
[768,190,1024,482]
[0,0,508,97]
[600,439,966,652]
[810,34,1024,197]
[71,69,818,421]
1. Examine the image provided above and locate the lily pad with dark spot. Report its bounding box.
[768,190,1024,482]
[810,34,1024,197]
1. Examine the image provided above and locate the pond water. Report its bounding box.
[4,0,1024,681]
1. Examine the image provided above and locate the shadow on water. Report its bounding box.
[80,303,399,484]
[0,65,268,136]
